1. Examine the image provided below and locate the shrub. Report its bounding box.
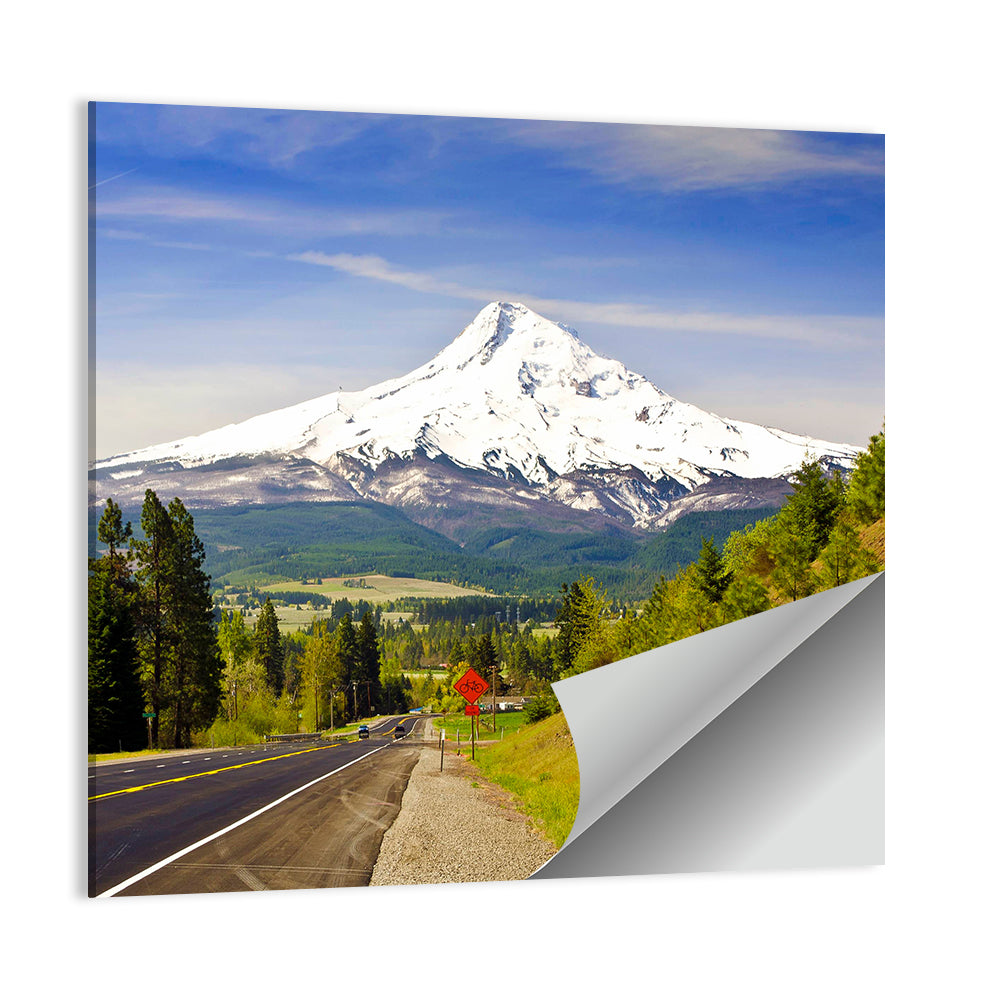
[525,695,558,723]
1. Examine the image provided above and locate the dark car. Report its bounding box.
[392,724,406,739]
[357,724,369,739]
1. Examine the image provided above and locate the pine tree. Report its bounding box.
[554,577,608,675]
[163,498,223,747]
[89,499,146,753]
[779,459,845,560]
[132,490,173,747]
[253,599,284,697]
[88,558,146,753]
[331,614,360,717]
[847,428,885,524]
[720,574,771,623]
[96,497,132,579]
[131,491,223,748]
[693,536,734,603]
[817,520,881,589]
[356,610,382,714]
[769,526,818,603]
[469,632,497,676]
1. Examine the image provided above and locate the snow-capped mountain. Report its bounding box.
[93,302,860,531]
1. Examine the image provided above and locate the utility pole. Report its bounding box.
[492,662,497,735]
[352,680,358,721]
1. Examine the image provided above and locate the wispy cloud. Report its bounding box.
[101,228,216,252]
[505,121,884,193]
[89,167,139,189]
[290,250,882,347]
[97,186,452,237]
[97,105,375,169]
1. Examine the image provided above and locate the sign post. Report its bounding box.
[143,711,156,750]
[454,668,488,761]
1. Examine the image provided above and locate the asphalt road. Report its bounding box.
[89,715,425,897]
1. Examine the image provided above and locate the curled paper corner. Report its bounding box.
[532,573,884,879]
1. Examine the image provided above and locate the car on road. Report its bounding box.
[392,724,406,739]
[358,724,369,739]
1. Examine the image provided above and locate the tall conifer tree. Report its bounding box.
[164,497,223,747]
[331,614,360,717]
[356,610,382,714]
[88,499,145,752]
[253,599,284,697]
[132,490,173,746]
[693,536,734,603]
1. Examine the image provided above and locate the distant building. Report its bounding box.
[479,695,535,712]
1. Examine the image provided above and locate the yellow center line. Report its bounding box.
[88,740,358,802]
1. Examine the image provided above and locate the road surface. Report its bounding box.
[89,715,426,897]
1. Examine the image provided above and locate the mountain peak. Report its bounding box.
[435,300,590,371]
[95,301,861,528]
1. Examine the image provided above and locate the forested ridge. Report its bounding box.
[89,430,884,751]
[123,499,779,601]
[549,429,885,678]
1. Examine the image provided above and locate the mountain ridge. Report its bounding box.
[93,302,859,532]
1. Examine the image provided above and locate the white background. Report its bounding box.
[3,2,995,995]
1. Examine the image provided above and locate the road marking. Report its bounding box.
[96,742,390,897]
[122,769,134,773]
[88,741,359,801]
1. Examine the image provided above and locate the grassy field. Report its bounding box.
[527,624,559,640]
[463,711,579,849]
[217,596,435,636]
[260,574,486,604]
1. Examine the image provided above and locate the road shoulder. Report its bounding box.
[370,745,557,886]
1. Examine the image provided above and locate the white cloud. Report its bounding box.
[505,121,884,193]
[97,186,451,237]
[96,105,374,169]
[291,250,883,347]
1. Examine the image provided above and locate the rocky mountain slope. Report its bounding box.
[93,302,859,534]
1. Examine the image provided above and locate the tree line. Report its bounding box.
[88,490,222,752]
[550,429,885,678]
[89,429,884,750]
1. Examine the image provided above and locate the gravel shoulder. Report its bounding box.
[370,741,557,886]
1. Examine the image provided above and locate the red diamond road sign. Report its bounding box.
[454,667,489,703]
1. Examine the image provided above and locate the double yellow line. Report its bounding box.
[88,740,358,802]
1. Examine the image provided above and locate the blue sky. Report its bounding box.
[92,102,884,458]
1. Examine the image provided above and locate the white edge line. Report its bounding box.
[96,743,390,898]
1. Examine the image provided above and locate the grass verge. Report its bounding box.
[434,711,527,740]
[462,711,579,849]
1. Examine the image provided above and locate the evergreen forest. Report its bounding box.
[88,429,884,752]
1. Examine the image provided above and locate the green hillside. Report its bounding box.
[117,498,781,600]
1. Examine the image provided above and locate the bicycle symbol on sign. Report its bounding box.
[454,668,488,703]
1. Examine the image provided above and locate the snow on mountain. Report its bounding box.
[95,302,860,527]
